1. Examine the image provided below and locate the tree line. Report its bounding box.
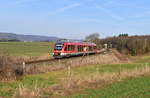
[86,33,150,56]
[0,39,21,42]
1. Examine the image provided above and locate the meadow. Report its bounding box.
[0,42,54,56]
[0,42,150,98]
[0,61,150,97]
[71,76,150,98]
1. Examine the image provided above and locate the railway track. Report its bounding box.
[23,51,106,65]
[24,58,57,64]
[22,56,80,65]
[12,49,118,77]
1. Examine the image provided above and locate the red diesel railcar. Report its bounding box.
[53,39,97,58]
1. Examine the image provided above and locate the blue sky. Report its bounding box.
[0,0,150,39]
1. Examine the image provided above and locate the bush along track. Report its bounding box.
[0,52,24,81]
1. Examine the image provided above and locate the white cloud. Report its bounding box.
[59,3,81,12]
[49,3,81,15]
[96,5,124,21]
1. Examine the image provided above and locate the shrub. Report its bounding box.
[0,50,23,81]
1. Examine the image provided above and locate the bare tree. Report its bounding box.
[85,33,100,42]
[85,33,101,49]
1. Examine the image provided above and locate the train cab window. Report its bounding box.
[65,45,75,51]
[54,44,63,50]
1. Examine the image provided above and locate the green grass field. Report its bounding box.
[0,62,150,98]
[71,76,150,98]
[0,42,54,56]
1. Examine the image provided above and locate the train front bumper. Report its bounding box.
[53,53,67,58]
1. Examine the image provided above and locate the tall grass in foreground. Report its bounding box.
[13,66,150,98]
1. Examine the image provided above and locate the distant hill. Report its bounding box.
[0,32,60,42]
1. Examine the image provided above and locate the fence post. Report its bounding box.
[22,62,26,74]
[68,65,71,77]
[145,63,148,72]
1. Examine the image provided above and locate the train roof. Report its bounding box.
[56,39,96,46]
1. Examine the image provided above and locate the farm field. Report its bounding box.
[0,42,54,56]
[1,0,150,97]
[0,61,150,97]
[71,76,150,98]
[0,42,150,98]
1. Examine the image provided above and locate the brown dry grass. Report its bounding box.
[0,51,24,81]
[111,49,130,62]
[13,84,41,98]
[24,50,129,75]
[46,66,150,97]
[12,55,51,63]
[13,66,150,98]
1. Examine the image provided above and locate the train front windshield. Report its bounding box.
[54,44,63,50]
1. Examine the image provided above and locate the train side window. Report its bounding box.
[81,46,84,51]
[77,45,81,52]
[77,45,83,52]
[65,45,75,51]
[77,46,79,51]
